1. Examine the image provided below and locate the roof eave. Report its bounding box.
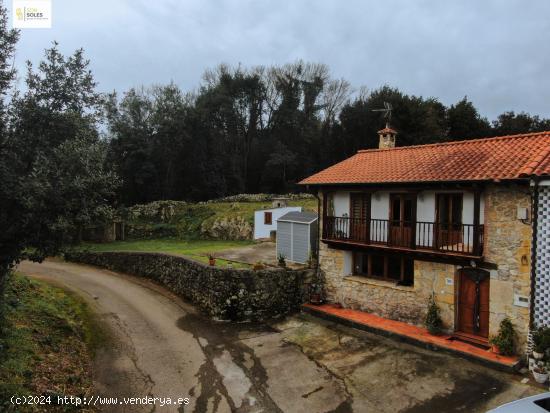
[299,177,534,187]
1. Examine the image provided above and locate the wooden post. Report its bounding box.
[322,190,328,239]
[411,193,418,249]
[473,189,481,255]
[366,193,372,243]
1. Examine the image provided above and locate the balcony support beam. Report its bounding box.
[322,238,490,267]
[473,189,481,256]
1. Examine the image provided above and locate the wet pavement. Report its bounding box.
[18,260,542,413]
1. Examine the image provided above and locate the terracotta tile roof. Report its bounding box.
[300,131,550,185]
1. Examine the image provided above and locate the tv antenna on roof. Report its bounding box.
[372,102,393,126]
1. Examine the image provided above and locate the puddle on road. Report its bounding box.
[212,350,254,409]
[176,313,282,413]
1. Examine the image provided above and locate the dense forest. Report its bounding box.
[1,2,550,287]
[104,63,550,205]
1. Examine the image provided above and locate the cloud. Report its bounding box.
[9,0,550,119]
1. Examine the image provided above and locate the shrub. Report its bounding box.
[490,317,516,356]
[531,325,550,354]
[425,294,443,335]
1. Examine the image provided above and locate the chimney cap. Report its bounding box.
[378,126,397,135]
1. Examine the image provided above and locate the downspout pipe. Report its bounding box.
[311,186,322,276]
[529,178,540,331]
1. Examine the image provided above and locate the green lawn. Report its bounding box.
[79,239,253,268]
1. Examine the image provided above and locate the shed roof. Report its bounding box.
[277,211,318,224]
[299,131,550,185]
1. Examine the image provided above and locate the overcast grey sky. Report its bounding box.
[7,0,550,120]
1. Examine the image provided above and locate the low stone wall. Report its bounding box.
[66,251,313,321]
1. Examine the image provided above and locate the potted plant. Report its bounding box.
[490,317,516,356]
[533,361,549,384]
[253,261,265,271]
[425,294,443,335]
[277,253,286,268]
[309,283,323,305]
[489,335,502,354]
[207,253,216,266]
[532,326,550,359]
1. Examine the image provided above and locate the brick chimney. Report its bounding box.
[378,124,397,149]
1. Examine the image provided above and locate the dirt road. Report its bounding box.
[18,260,540,413]
[18,260,349,413]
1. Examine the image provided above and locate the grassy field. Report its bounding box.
[80,239,253,268]
[123,197,317,240]
[199,199,317,222]
[0,273,104,412]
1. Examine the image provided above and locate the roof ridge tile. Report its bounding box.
[356,130,550,154]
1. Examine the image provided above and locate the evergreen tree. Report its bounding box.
[492,111,549,135]
[447,97,492,140]
[0,39,119,290]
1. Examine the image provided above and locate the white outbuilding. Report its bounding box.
[253,206,302,239]
[276,211,318,264]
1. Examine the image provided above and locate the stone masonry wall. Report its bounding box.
[319,242,456,329]
[66,251,313,321]
[484,184,532,353]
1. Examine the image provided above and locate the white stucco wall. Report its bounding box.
[416,192,435,246]
[417,192,436,222]
[254,207,301,239]
[371,192,390,219]
[333,192,350,217]
[371,192,390,241]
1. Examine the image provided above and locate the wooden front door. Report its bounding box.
[457,268,490,338]
[350,193,370,242]
[389,194,413,247]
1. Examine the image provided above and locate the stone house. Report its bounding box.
[299,127,550,353]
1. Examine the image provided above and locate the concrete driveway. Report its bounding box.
[216,241,277,265]
[18,260,541,413]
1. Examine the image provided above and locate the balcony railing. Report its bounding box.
[323,216,484,256]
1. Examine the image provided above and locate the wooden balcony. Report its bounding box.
[323,216,484,258]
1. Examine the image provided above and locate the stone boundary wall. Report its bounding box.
[66,251,314,321]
